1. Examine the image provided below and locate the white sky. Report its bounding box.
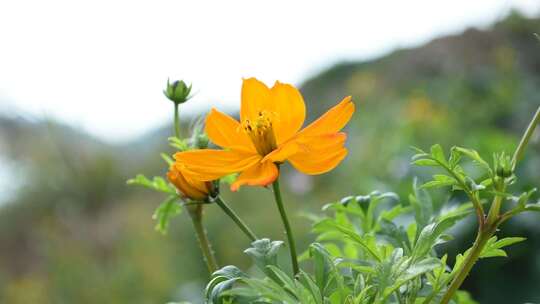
[1,0,539,143]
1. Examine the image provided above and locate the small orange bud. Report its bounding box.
[167,164,211,201]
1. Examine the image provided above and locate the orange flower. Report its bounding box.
[174,77,355,191]
[167,164,212,200]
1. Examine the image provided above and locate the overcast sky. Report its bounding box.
[1,0,539,143]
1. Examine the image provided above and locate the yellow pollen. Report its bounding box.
[243,111,278,156]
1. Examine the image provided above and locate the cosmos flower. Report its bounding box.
[173,77,355,191]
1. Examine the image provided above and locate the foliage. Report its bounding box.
[203,143,538,304]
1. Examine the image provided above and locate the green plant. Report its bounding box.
[129,77,539,303]
[202,107,539,304]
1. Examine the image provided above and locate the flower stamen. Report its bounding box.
[243,111,278,156]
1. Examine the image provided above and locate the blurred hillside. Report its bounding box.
[1,11,540,304]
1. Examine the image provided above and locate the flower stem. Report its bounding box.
[187,204,218,274]
[512,106,540,170]
[271,177,300,276]
[173,102,181,138]
[440,229,493,304]
[213,196,258,242]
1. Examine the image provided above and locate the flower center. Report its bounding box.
[243,111,278,156]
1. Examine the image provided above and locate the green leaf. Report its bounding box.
[387,257,440,296]
[205,265,246,304]
[220,173,238,185]
[455,290,479,304]
[152,196,182,234]
[430,144,447,165]
[449,147,462,168]
[479,236,526,259]
[492,237,526,249]
[168,136,190,151]
[409,179,434,234]
[413,213,468,261]
[512,188,538,208]
[127,174,176,194]
[454,147,491,172]
[244,239,284,279]
[412,159,439,167]
[160,153,174,165]
[314,219,382,262]
[524,203,540,212]
[298,271,323,304]
[421,174,457,189]
[309,243,340,299]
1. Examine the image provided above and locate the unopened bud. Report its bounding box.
[194,132,209,149]
[495,152,513,178]
[164,79,192,104]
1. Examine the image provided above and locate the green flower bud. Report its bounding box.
[494,152,513,178]
[189,120,209,149]
[194,132,209,149]
[496,167,513,178]
[164,79,192,104]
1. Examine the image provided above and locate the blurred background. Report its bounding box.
[1,1,540,303]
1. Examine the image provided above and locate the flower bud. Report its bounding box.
[164,79,192,104]
[494,152,513,178]
[167,163,211,201]
[190,120,209,149]
[194,133,209,149]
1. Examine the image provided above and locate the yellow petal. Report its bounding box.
[174,149,261,181]
[264,132,347,163]
[262,139,300,163]
[205,108,255,152]
[231,160,278,191]
[269,81,306,144]
[240,77,271,123]
[299,96,354,137]
[285,133,348,175]
[289,148,348,175]
[167,165,209,200]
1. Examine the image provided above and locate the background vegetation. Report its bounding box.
[1,11,539,304]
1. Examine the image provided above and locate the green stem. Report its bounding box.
[213,196,258,242]
[188,205,218,274]
[440,229,493,304]
[486,191,505,225]
[512,106,540,170]
[272,177,300,276]
[173,102,181,138]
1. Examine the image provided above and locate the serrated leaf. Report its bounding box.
[480,248,507,258]
[430,144,447,165]
[492,237,526,249]
[152,195,182,234]
[449,147,462,168]
[168,136,190,151]
[160,153,174,165]
[412,159,439,167]
[127,174,176,194]
[454,147,491,172]
[479,236,526,259]
[205,265,246,304]
[524,203,540,212]
[392,257,440,290]
[421,175,457,189]
[314,219,382,262]
[244,239,284,279]
[413,213,468,261]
